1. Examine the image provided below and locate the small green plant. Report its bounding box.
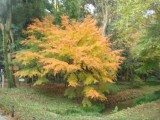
[112,106,118,113]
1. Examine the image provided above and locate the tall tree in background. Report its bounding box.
[112,0,159,80]
[48,0,86,24]
[0,0,15,87]
[95,0,116,35]
[134,1,160,74]
[12,0,49,50]
[84,0,116,35]
[85,0,159,81]
[63,0,83,19]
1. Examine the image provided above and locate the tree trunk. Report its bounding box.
[0,0,16,88]
[98,0,112,36]
[102,15,109,36]
[2,25,15,88]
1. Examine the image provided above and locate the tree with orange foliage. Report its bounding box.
[14,16,123,106]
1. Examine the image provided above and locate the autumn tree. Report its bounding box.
[15,16,123,106]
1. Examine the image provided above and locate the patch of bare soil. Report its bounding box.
[105,89,143,106]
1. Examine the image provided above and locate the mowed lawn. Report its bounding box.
[0,88,160,120]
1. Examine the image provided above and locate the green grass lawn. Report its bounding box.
[0,87,159,120]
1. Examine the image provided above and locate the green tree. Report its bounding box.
[48,0,86,24]
[134,2,160,74]
[111,0,157,81]
[12,0,50,50]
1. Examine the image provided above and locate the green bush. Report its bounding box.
[135,90,160,105]
[132,75,144,88]
[82,103,105,113]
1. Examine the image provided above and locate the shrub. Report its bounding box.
[132,75,144,88]
[82,103,105,113]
